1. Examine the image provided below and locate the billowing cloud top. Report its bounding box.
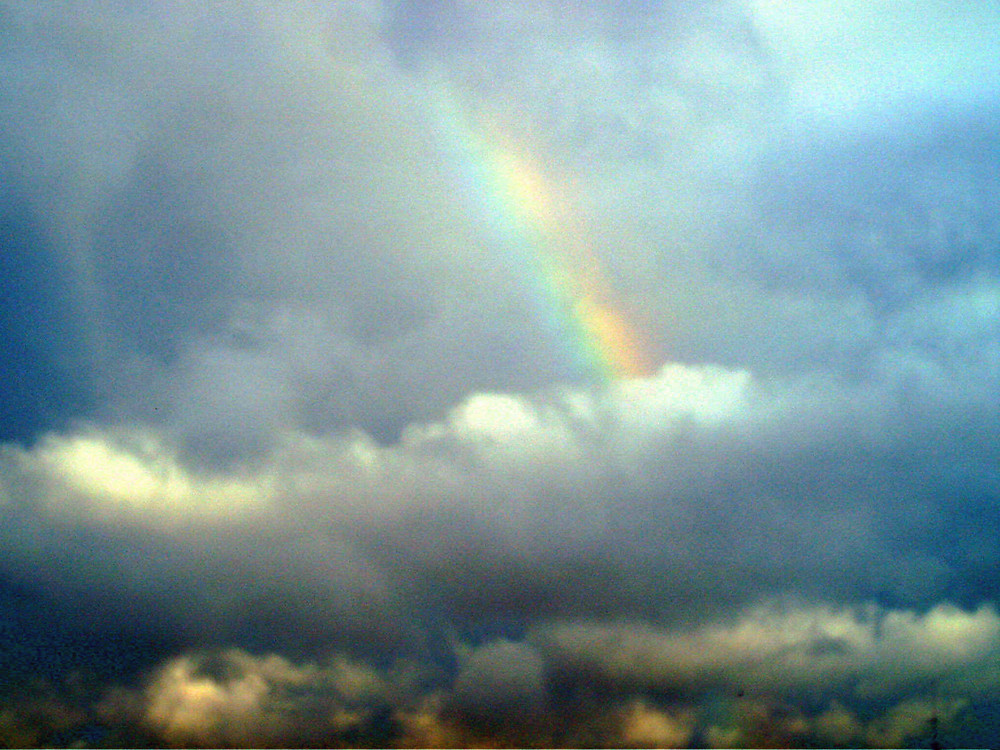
[1,1,999,747]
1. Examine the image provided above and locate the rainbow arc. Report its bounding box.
[431,88,654,382]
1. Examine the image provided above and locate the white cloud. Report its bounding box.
[12,431,270,523]
[0,363,748,526]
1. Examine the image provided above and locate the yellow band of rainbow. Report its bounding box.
[430,86,653,382]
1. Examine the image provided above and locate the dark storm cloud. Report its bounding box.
[1,1,999,747]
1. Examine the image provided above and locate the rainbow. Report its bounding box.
[429,87,654,382]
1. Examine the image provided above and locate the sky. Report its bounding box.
[0,1,999,747]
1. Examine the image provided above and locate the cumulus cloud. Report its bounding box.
[0,360,988,631]
[130,649,398,747]
[67,614,990,747]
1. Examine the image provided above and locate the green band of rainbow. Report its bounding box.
[429,86,653,382]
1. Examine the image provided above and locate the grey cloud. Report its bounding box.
[0,1,588,453]
[1,2,999,746]
[533,602,1000,699]
[1,360,996,646]
[4,0,996,448]
[377,0,1000,393]
[13,622,990,748]
[450,640,547,722]
[388,0,776,160]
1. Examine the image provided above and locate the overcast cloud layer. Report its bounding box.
[1,1,999,747]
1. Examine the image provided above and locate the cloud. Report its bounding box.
[135,649,396,747]
[1,356,996,651]
[534,602,1000,698]
[746,1,1000,123]
[617,700,697,748]
[450,639,547,722]
[77,617,991,747]
[1,1,999,746]
[1,0,576,450]
[4,0,998,449]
